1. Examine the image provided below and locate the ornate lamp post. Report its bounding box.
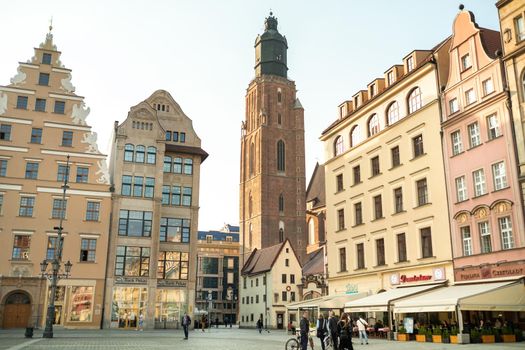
[40,155,73,338]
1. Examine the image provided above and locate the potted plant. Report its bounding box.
[481,328,495,343]
[416,326,427,342]
[450,326,458,344]
[432,327,442,343]
[442,329,450,343]
[397,326,409,341]
[502,327,516,342]
[470,328,481,343]
[514,329,523,342]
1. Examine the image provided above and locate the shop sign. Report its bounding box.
[400,274,432,283]
[345,284,359,294]
[455,263,525,281]
[157,280,187,288]
[115,276,147,284]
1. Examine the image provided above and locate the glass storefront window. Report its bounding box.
[69,286,94,322]
[111,287,148,328]
[155,289,187,329]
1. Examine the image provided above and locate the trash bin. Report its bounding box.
[25,327,33,338]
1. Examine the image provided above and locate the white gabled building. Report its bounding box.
[239,239,301,329]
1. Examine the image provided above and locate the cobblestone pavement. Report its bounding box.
[0,328,524,350]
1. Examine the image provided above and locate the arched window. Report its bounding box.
[146,146,156,164]
[277,140,285,172]
[278,113,282,125]
[124,144,134,162]
[334,136,344,156]
[350,125,361,147]
[387,101,400,125]
[184,158,193,175]
[308,218,315,245]
[249,142,255,176]
[277,90,282,103]
[408,87,422,114]
[135,145,145,163]
[279,194,284,213]
[279,228,284,243]
[173,157,182,173]
[368,114,380,136]
[163,156,172,172]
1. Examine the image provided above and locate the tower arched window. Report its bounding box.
[387,101,400,125]
[249,142,255,176]
[146,146,156,164]
[279,228,284,243]
[277,90,282,103]
[368,114,380,137]
[278,113,282,125]
[135,145,145,163]
[124,144,134,162]
[308,218,315,245]
[277,140,285,172]
[408,87,422,114]
[334,136,344,156]
[350,125,361,147]
[279,194,284,213]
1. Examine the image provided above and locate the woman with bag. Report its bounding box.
[337,313,353,350]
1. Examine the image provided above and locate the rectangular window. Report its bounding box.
[158,251,189,280]
[282,274,287,283]
[369,84,375,97]
[161,185,170,204]
[165,131,171,141]
[30,128,42,144]
[42,53,52,64]
[54,101,65,114]
[25,162,39,179]
[184,158,193,175]
[487,114,501,139]
[461,226,473,256]
[391,146,400,167]
[420,227,433,258]
[354,202,362,225]
[57,164,70,182]
[282,291,287,302]
[52,199,67,219]
[371,156,380,176]
[515,15,525,42]
[394,187,403,213]
[397,233,407,262]
[173,132,179,142]
[413,134,424,158]
[499,217,514,250]
[163,156,172,172]
[417,178,428,206]
[492,161,508,190]
[12,235,30,260]
[291,291,296,302]
[38,73,50,86]
[46,237,60,260]
[376,238,385,266]
[0,160,6,177]
[121,175,132,196]
[285,258,289,267]
[473,169,487,196]
[407,56,414,72]
[482,78,494,95]
[449,98,459,114]
[465,89,476,105]
[290,274,295,284]
[35,98,46,112]
[173,157,182,173]
[479,221,492,253]
[61,131,73,146]
[336,174,343,192]
[357,243,365,269]
[19,197,35,217]
[337,208,345,230]
[0,194,3,215]
[182,187,192,206]
[468,122,481,148]
[451,130,463,155]
[353,165,361,184]
[455,176,468,202]
[180,132,186,143]
[80,238,96,262]
[85,201,100,221]
[339,247,346,272]
[373,195,383,219]
[387,71,394,85]
[76,167,89,183]
[171,186,181,205]
[16,96,28,109]
[133,176,143,197]
[118,210,153,237]
[144,177,155,198]
[160,217,191,243]
[461,54,471,70]
[0,124,12,140]
[115,246,150,277]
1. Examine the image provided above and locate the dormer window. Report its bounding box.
[42,53,52,65]
[340,104,347,118]
[370,84,375,98]
[461,54,471,71]
[354,96,359,108]
[387,71,394,86]
[407,56,414,72]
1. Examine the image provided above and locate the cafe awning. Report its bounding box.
[344,284,443,313]
[287,293,367,311]
[393,279,524,314]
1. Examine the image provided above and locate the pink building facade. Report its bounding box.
[441,9,525,282]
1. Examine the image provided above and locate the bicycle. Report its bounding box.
[285,330,333,350]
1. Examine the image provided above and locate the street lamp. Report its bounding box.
[41,155,72,339]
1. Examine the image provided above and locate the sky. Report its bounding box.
[0,0,500,231]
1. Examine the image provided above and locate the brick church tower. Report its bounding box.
[239,13,307,266]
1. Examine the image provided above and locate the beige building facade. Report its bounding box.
[321,40,454,297]
[105,90,207,329]
[0,30,111,329]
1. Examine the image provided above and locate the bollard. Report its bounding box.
[24,327,34,338]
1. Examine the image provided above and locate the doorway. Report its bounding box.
[277,313,284,329]
[3,292,31,328]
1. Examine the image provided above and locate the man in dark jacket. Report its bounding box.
[300,311,309,350]
[182,313,191,339]
[328,311,339,350]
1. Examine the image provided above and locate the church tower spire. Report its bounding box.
[254,12,288,78]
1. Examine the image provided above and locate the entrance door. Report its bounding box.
[277,313,284,329]
[3,292,31,328]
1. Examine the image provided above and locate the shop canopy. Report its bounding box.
[393,279,525,314]
[287,293,367,311]
[344,284,443,313]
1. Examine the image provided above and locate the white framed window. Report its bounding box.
[498,216,514,250]
[492,161,508,190]
[387,101,400,125]
[368,114,380,136]
[487,114,501,139]
[468,122,481,148]
[515,15,525,42]
[449,98,459,114]
[473,169,487,197]
[461,226,472,256]
[334,136,344,156]
[387,71,394,85]
[465,88,476,105]
[451,130,463,156]
[461,54,471,70]
[455,176,467,202]
[482,78,494,95]
[408,87,422,113]
[407,56,414,72]
[478,221,492,253]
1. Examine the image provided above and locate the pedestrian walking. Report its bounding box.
[201,315,206,332]
[300,311,309,350]
[256,316,263,334]
[356,315,369,345]
[138,313,144,331]
[337,313,353,350]
[225,317,229,328]
[317,313,328,350]
[215,317,219,328]
[182,312,191,339]
[328,311,339,350]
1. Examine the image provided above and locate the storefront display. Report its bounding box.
[111,287,148,329]
[69,286,94,322]
[154,289,187,329]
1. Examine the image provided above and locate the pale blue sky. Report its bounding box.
[0,1,500,231]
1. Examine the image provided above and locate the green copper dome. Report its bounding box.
[254,12,288,78]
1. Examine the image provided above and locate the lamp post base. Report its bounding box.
[43,304,55,338]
